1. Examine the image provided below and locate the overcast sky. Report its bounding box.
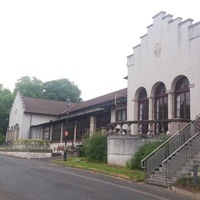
[0,0,199,100]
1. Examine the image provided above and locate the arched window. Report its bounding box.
[175,77,190,119]
[14,124,19,140]
[138,88,148,134]
[155,83,168,133]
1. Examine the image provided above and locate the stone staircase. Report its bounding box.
[147,165,177,187]
[146,133,200,187]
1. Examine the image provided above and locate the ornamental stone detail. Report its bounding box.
[154,42,162,57]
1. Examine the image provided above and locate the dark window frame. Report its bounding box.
[138,88,149,134]
[42,126,50,140]
[175,77,190,119]
[116,109,127,121]
[155,83,168,133]
[51,124,61,142]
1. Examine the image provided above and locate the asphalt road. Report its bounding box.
[0,155,194,200]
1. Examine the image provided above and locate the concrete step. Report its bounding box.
[147,178,175,187]
[171,176,179,182]
[191,154,200,161]
[158,166,166,171]
[153,171,166,176]
[150,174,166,181]
[180,166,192,172]
[176,171,191,178]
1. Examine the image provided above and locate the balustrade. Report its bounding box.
[107,119,191,136]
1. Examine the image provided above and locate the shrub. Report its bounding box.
[177,175,200,189]
[12,139,50,149]
[84,132,107,163]
[0,134,5,145]
[126,140,164,170]
[79,134,89,157]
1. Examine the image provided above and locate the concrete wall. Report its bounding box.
[107,135,156,167]
[0,149,52,159]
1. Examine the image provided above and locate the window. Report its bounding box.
[138,88,149,134]
[96,113,111,129]
[138,89,149,121]
[52,124,61,142]
[175,77,190,119]
[155,83,168,133]
[43,126,50,140]
[116,109,127,121]
[76,118,90,140]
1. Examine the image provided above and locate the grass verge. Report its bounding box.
[52,157,144,182]
[174,176,200,193]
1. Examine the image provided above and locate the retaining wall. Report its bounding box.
[107,135,156,167]
[0,149,52,159]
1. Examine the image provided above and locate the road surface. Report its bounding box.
[0,155,194,200]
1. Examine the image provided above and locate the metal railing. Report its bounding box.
[141,120,196,179]
[162,131,200,185]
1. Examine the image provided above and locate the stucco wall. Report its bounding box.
[23,113,58,139]
[107,135,156,167]
[8,93,59,140]
[9,93,25,139]
[127,12,200,121]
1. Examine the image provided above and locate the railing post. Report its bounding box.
[147,123,153,137]
[161,123,165,133]
[137,123,141,135]
[107,125,113,135]
[144,160,148,183]
[113,125,117,135]
[165,143,169,159]
[127,123,131,135]
[164,162,168,187]
[119,124,123,134]
[187,142,191,161]
[193,160,199,187]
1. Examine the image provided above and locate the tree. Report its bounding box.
[14,76,82,102]
[43,78,82,102]
[0,84,14,137]
[0,76,82,140]
[0,133,5,145]
[14,76,44,98]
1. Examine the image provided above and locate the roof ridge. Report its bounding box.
[20,88,127,116]
[22,96,67,104]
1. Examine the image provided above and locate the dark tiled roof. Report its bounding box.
[22,88,127,115]
[67,88,127,114]
[22,97,68,115]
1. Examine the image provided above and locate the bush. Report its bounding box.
[84,132,107,163]
[0,134,5,145]
[12,139,50,149]
[126,140,164,170]
[177,175,200,190]
[79,134,89,157]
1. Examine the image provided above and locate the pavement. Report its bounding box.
[40,155,200,200]
[171,186,200,200]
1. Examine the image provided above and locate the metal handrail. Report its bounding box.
[141,120,194,168]
[163,132,199,185]
[162,132,199,164]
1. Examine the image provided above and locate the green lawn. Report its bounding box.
[52,157,144,182]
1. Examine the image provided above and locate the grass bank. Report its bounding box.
[53,157,144,182]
